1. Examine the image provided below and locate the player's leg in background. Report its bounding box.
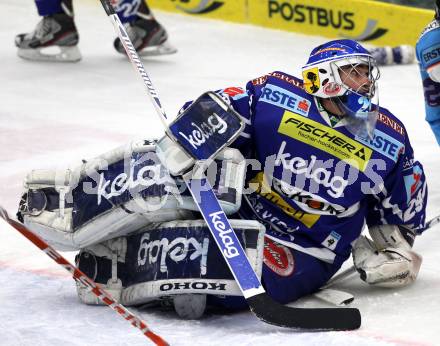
[113,0,177,57]
[14,0,81,62]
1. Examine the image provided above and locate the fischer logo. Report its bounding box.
[178,113,228,150]
[209,211,240,258]
[274,141,349,198]
[173,0,224,14]
[137,233,209,275]
[278,112,372,171]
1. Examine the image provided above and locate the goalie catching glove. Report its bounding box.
[352,224,422,288]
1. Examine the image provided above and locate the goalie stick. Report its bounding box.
[99,0,361,331]
[0,207,168,346]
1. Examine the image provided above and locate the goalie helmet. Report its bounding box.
[302,39,380,139]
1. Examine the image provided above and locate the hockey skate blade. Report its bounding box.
[17,45,82,63]
[138,41,177,57]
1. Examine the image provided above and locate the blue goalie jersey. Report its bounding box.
[212,72,427,265]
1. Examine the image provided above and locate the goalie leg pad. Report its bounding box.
[75,219,265,308]
[18,140,245,250]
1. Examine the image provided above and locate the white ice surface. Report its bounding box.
[1,1,440,345]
